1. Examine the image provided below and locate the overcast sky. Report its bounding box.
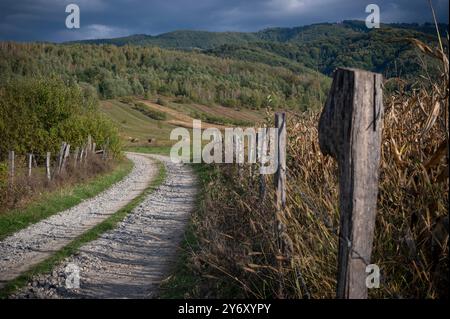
[0,0,448,42]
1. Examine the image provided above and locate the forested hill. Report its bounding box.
[77,20,448,79]
[0,43,330,111]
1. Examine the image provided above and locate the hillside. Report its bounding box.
[100,96,265,147]
[76,20,448,79]
[0,42,329,112]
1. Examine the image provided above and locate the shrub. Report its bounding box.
[0,78,121,160]
[133,102,167,121]
[156,97,168,106]
[119,96,135,105]
[190,111,252,127]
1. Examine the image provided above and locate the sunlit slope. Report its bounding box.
[100,97,265,147]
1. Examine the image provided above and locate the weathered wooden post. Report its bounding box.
[79,148,85,165]
[274,112,287,298]
[57,142,67,174]
[102,139,109,161]
[46,152,51,180]
[87,135,92,152]
[8,151,14,184]
[318,68,384,299]
[275,112,286,210]
[61,144,70,172]
[28,153,33,177]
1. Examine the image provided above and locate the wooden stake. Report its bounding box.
[46,152,51,180]
[28,153,33,177]
[318,68,384,299]
[275,112,286,210]
[58,142,67,174]
[274,112,287,299]
[61,144,70,171]
[87,135,92,152]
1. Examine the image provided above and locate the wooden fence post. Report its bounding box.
[87,135,92,152]
[79,148,84,165]
[102,139,109,161]
[58,142,67,174]
[318,68,384,299]
[46,152,51,180]
[61,144,70,171]
[274,112,287,298]
[8,151,14,184]
[275,112,286,210]
[28,153,33,177]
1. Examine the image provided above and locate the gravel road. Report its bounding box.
[0,153,157,289]
[10,154,197,299]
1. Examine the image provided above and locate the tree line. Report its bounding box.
[0,42,330,111]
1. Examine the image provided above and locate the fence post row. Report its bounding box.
[5,136,103,183]
[318,68,384,299]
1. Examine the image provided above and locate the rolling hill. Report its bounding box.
[76,20,449,79]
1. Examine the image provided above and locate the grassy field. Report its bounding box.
[100,99,178,146]
[100,96,265,148]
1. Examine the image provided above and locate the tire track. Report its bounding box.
[11,154,197,299]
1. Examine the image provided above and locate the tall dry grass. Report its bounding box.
[188,37,448,298]
[0,154,113,213]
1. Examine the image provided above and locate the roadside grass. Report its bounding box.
[0,159,133,241]
[0,159,166,299]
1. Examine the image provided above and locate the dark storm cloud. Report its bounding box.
[0,0,448,42]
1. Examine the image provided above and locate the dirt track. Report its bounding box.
[10,154,197,299]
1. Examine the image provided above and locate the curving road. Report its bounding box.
[9,153,197,299]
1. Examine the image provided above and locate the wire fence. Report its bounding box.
[3,135,110,183]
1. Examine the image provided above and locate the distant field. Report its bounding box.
[100,97,265,147]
